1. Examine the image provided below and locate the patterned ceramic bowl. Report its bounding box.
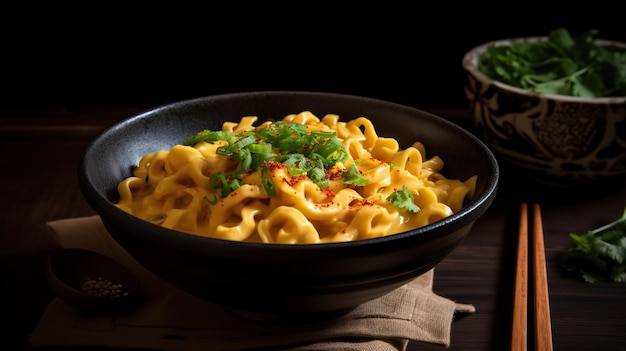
[462,38,626,187]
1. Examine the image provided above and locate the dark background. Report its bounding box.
[3,6,625,112]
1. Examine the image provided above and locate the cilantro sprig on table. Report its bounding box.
[479,28,626,97]
[559,204,626,283]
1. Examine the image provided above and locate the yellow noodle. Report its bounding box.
[116,111,477,244]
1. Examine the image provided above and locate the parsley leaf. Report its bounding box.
[386,185,420,213]
[479,28,626,97]
[559,204,626,283]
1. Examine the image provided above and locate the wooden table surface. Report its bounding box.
[1,107,625,351]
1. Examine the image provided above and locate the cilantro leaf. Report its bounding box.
[386,185,420,213]
[479,28,626,97]
[342,162,369,186]
[559,204,626,283]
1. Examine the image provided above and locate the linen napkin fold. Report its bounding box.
[29,216,475,351]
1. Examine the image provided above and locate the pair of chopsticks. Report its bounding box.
[512,203,553,351]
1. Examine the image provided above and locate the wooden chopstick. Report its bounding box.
[512,203,553,351]
[512,203,529,351]
[532,203,553,351]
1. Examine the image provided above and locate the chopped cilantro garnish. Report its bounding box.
[559,204,626,283]
[260,166,276,197]
[479,28,626,97]
[183,121,351,200]
[386,185,420,213]
[342,162,369,186]
[183,130,230,146]
[208,172,241,200]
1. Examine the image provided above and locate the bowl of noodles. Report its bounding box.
[79,91,499,322]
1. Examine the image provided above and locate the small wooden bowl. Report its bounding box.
[45,248,140,314]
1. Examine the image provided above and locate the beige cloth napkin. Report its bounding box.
[29,216,475,351]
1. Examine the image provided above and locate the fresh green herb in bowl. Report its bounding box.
[478,28,626,97]
[559,204,626,283]
[463,29,626,186]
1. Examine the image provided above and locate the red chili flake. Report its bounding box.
[264,161,285,170]
[325,167,345,180]
[321,187,336,198]
[286,174,307,187]
[348,198,376,210]
[362,199,375,206]
[317,201,335,208]
[370,156,386,164]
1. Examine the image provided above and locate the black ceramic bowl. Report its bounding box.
[79,91,499,322]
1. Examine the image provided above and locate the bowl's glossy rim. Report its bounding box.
[80,91,500,251]
[462,37,626,103]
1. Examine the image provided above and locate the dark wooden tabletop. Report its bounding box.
[1,107,625,351]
